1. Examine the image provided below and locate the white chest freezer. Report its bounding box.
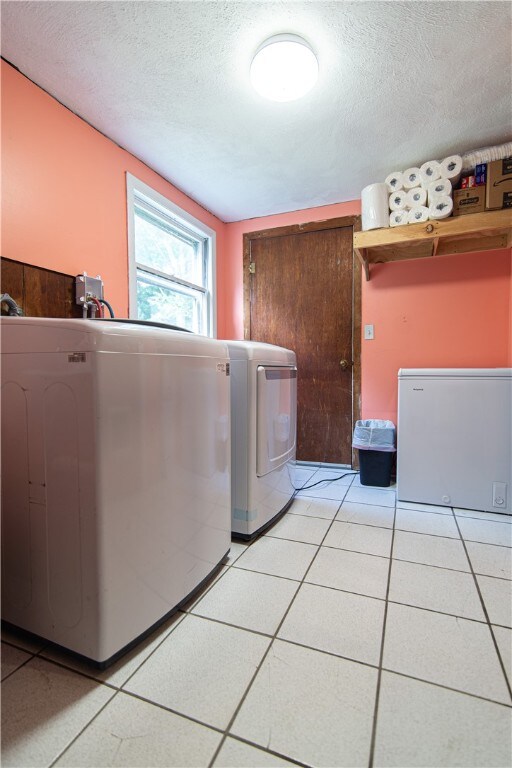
[227,341,297,539]
[1,317,231,665]
[397,368,511,514]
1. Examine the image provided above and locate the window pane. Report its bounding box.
[136,270,202,333]
[134,206,203,285]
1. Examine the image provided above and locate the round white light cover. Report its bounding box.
[250,34,318,102]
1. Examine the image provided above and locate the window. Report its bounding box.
[126,174,216,336]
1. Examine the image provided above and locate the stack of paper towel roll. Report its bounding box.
[384,155,461,227]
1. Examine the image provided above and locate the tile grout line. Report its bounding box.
[43,551,293,768]
[402,508,512,523]
[367,501,397,768]
[180,603,512,695]
[4,504,509,766]
[9,511,507,678]
[395,528,511,546]
[107,687,311,767]
[190,580,501,629]
[456,517,512,527]
[402,509,512,525]
[219,733,311,767]
[9,548,508,726]
[0,648,38,684]
[6,480,511,768]
[42,609,201,768]
[206,471,355,768]
[6,530,508,692]
[229,550,505,586]
[5,538,509,692]
[380,667,512,710]
[28,616,511,768]
[41,638,509,768]
[450,510,512,703]
[390,556,509,577]
[48,688,120,768]
[462,539,512,551]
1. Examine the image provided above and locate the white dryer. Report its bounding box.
[227,340,297,540]
[1,318,231,666]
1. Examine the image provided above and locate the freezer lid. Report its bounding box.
[0,317,229,358]
[398,368,512,379]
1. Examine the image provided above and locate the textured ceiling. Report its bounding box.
[2,1,511,222]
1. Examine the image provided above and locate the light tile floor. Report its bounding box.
[2,468,512,767]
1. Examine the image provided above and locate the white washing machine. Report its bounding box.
[1,317,231,666]
[227,340,297,540]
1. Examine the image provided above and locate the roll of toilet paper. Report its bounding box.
[385,171,404,193]
[407,206,430,224]
[406,187,427,208]
[439,155,462,186]
[420,160,441,188]
[390,210,409,227]
[402,167,422,189]
[427,178,452,204]
[361,183,390,231]
[389,189,409,211]
[429,195,453,220]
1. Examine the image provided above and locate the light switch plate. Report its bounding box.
[364,324,374,340]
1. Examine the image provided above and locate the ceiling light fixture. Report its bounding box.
[250,34,318,102]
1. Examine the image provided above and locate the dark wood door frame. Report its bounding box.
[243,215,362,467]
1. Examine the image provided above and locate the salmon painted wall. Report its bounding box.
[361,249,512,422]
[3,61,511,428]
[224,211,511,425]
[1,61,228,330]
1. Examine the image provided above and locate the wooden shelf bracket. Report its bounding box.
[353,209,512,280]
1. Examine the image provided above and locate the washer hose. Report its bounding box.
[0,294,23,316]
[99,298,115,318]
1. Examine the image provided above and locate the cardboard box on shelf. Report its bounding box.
[453,186,486,216]
[475,163,487,185]
[461,176,476,189]
[485,158,512,209]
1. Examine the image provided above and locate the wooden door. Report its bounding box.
[244,218,361,465]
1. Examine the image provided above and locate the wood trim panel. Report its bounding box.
[0,258,24,308]
[1,258,82,318]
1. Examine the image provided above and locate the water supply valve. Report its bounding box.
[75,272,104,317]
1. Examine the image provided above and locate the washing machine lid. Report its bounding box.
[0,317,229,358]
[227,339,296,364]
[256,364,297,477]
[95,318,192,333]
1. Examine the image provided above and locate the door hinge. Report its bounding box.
[249,262,256,274]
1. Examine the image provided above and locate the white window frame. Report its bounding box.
[126,172,216,337]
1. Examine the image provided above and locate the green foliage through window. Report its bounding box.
[137,271,198,331]
[132,199,210,334]
[134,207,203,285]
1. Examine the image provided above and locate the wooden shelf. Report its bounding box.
[353,209,512,280]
